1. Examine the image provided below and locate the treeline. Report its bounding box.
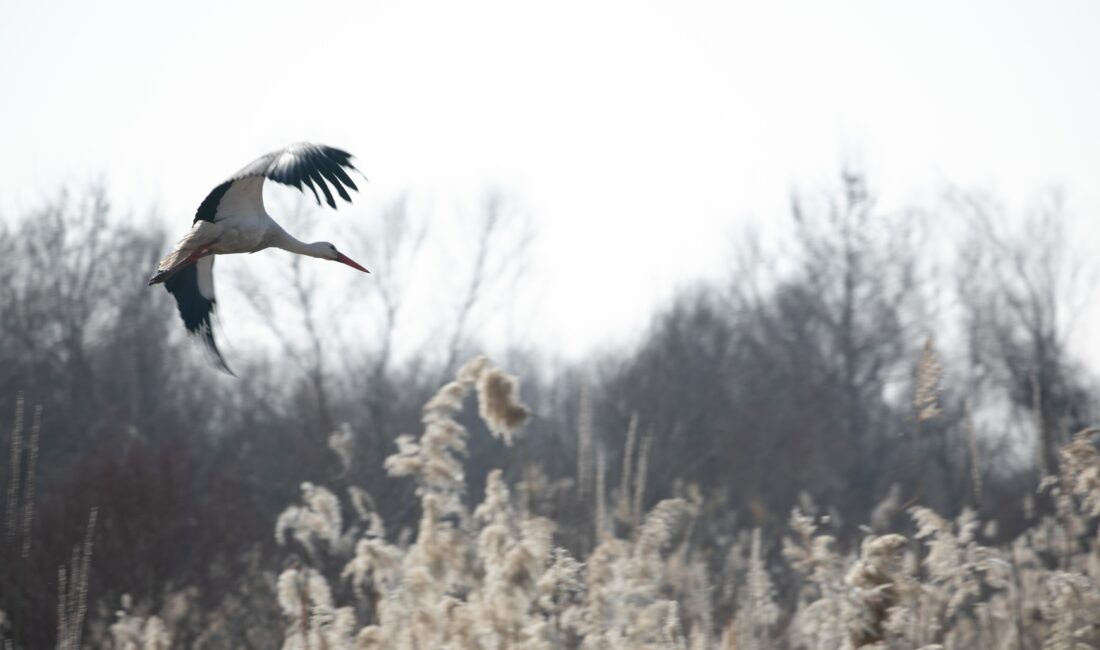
[0,173,1093,647]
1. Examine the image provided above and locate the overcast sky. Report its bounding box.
[2,0,1099,359]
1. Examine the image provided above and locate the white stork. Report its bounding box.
[150,142,370,374]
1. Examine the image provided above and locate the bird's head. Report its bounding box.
[312,241,370,274]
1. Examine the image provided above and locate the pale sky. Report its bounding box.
[2,0,1099,361]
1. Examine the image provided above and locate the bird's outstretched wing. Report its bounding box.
[193,143,363,224]
[164,256,233,375]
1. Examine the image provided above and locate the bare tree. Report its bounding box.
[953,188,1095,477]
[595,170,933,531]
[341,194,429,435]
[441,190,534,379]
[236,198,341,430]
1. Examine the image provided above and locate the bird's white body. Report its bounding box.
[158,214,267,267]
[157,214,337,266]
[150,143,369,373]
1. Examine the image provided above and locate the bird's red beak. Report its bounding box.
[336,253,370,274]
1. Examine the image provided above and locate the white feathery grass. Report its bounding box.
[275,482,346,557]
[913,337,944,422]
[595,446,608,539]
[108,596,171,650]
[279,566,354,650]
[245,357,1100,650]
[327,423,356,474]
[735,528,778,650]
[632,431,653,530]
[56,507,97,650]
[1057,427,1100,517]
[844,533,908,648]
[616,413,639,526]
[784,510,845,650]
[342,536,402,594]
[422,381,468,413]
[475,366,530,445]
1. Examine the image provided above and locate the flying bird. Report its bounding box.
[149,142,370,374]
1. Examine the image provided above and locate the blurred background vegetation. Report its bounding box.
[1,170,1097,647]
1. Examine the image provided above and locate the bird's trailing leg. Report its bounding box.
[148,248,213,285]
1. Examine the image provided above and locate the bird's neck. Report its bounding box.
[273,230,326,258]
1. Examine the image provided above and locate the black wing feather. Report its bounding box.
[314,157,353,202]
[226,143,362,209]
[202,143,362,216]
[326,162,359,193]
[308,167,337,208]
[164,264,233,374]
[300,174,323,205]
[194,181,233,224]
